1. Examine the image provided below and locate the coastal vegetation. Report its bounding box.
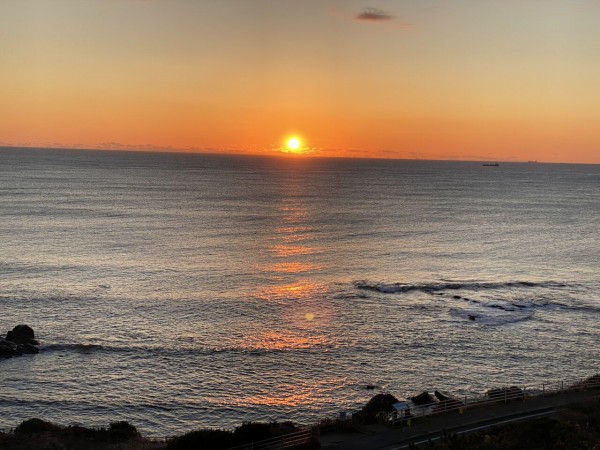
[0,420,318,450]
[1,397,598,449]
[166,421,317,450]
[0,419,159,450]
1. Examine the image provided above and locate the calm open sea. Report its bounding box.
[1,148,599,436]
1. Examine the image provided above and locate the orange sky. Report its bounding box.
[1,0,599,163]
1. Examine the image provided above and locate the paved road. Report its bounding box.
[318,389,599,449]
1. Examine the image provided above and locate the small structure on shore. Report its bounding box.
[391,401,411,421]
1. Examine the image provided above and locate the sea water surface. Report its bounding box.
[1,148,599,436]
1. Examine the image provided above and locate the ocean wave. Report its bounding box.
[448,307,534,326]
[207,344,338,355]
[39,342,337,357]
[449,291,548,320]
[442,293,581,325]
[353,279,591,325]
[354,280,567,294]
[448,295,545,312]
[41,343,105,353]
[441,290,600,316]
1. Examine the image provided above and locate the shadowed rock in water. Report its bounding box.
[6,324,39,345]
[0,341,23,357]
[17,343,39,354]
[1,325,40,359]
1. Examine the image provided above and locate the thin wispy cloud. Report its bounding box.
[330,6,412,30]
[356,7,394,22]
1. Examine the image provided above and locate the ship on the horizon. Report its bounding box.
[482,162,499,167]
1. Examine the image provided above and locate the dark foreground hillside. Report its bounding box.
[0,419,317,450]
[0,399,598,449]
[427,398,600,449]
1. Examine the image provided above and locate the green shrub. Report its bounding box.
[108,421,140,440]
[232,422,273,443]
[14,418,60,435]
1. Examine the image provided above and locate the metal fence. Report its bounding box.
[388,374,600,427]
[225,374,599,449]
[2,374,595,449]
[226,427,313,450]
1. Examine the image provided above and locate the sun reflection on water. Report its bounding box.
[270,244,319,257]
[233,391,314,408]
[238,174,340,371]
[240,330,335,352]
[267,261,322,274]
[223,377,346,408]
[254,280,326,303]
[273,225,313,236]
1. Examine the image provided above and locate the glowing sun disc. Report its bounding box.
[287,137,301,151]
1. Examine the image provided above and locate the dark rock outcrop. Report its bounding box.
[1,325,40,359]
[434,390,452,401]
[410,391,435,406]
[18,343,40,354]
[6,324,39,345]
[357,393,400,423]
[0,340,23,357]
[433,391,463,411]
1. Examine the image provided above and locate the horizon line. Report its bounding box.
[3,144,593,166]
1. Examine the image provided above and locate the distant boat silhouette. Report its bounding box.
[482,162,499,167]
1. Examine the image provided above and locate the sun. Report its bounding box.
[286,136,302,152]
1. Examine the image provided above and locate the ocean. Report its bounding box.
[1,147,598,437]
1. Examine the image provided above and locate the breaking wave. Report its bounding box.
[40,342,337,356]
[447,307,534,326]
[41,343,105,353]
[354,280,567,294]
[352,279,600,326]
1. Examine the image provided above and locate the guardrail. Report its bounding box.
[223,374,600,449]
[226,427,313,450]
[388,374,600,427]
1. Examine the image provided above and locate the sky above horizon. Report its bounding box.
[1,0,599,163]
